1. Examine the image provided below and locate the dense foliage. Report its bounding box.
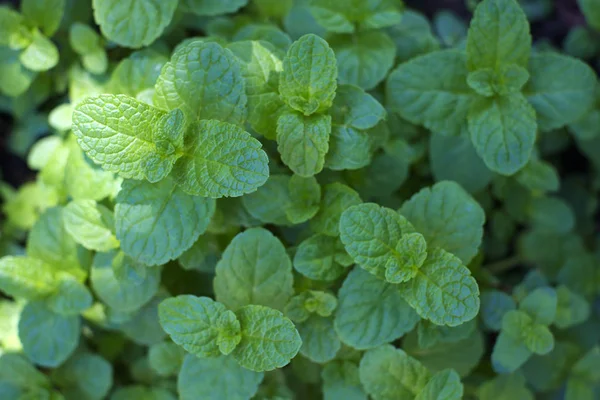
[0,0,600,399]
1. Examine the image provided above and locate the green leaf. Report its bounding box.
[108,49,168,98]
[286,174,321,223]
[308,0,402,33]
[329,31,396,91]
[63,200,119,252]
[72,94,176,180]
[279,34,337,115]
[326,84,386,170]
[158,295,241,358]
[0,256,58,299]
[468,94,537,175]
[523,323,554,355]
[415,369,463,400]
[519,287,557,325]
[525,53,596,131]
[553,285,590,329]
[214,228,294,311]
[386,50,474,137]
[232,305,302,372]
[91,251,161,312]
[0,353,50,388]
[0,6,28,48]
[293,234,348,281]
[276,111,331,177]
[480,290,517,331]
[398,248,480,327]
[154,41,248,124]
[339,203,415,279]
[69,23,102,56]
[311,183,362,237]
[242,175,292,225]
[579,0,600,30]
[177,354,263,400]
[92,0,178,48]
[0,47,36,97]
[477,373,534,400]
[387,10,440,63]
[400,181,486,264]
[491,310,533,373]
[120,294,168,346]
[528,196,575,234]
[385,233,428,284]
[115,177,215,266]
[46,275,93,316]
[22,0,65,37]
[285,290,338,322]
[52,353,113,400]
[18,302,80,367]
[149,342,185,377]
[322,361,367,400]
[181,0,249,16]
[335,268,420,350]
[515,158,560,193]
[111,386,176,400]
[466,65,530,97]
[19,30,59,72]
[359,345,431,400]
[172,120,269,198]
[466,0,531,71]
[417,319,477,350]
[297,315,341,363]
[64,140,117,202]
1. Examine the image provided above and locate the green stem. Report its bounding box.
[484,255,522,274]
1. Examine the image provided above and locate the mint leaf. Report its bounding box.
[0,47,36,97]
[330,31,396,90]
[400,181,485,264]
[18,302,80,367]
[308,0,402,33]
[91,251,161,312]
[553,285,590,329]
[154,41,248,124]
[385,233,428,284]
[22,0,65,37]
[526,53,596,131]
[519,287,557,325]
[108,49,168,98]
[387,50,474,137]
[115,177,215,266]
[0,256,58,299]
[398,248,480,327]
[293,234,348,281]
[285,290,338,322]
[178,354,263,400]
[232,305,302,371]
[63,200,119,252]
[158,295,241,358]
[335,268,420,350]
[92,0,178,48]
[311,183,362,237]
[415,369,463,400]
[149,342,185,377]
[339,203,415,279]
[72,94,174,180]
[480,290,517,331]
[172,120,269,198]
[46,275,93,316]
[322,361,367,400]
[52,353,113,400]
[466,0,531,71]
[277,111,331,177]
[359,345,431,400]
[181,0,249,16]
[468,94,537,175]
[297,315,341,363]
[214,228,294,311]
[19,30,59,72]
[280,34,337,115]
[241,175,292,225]
[286,174,321,223]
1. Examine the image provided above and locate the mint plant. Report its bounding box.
[1,0,600,399]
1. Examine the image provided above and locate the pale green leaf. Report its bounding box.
[398,248,480,327]
[18,302,80,367]
[335,268,420,350]
[177,354,263,400]
[63,200,119,252]
[0,47,36,97]
[22,0,65,37]
[214,228,294,311]
[115,177,215,266]
[158,295,241,358]
[92,0,177,48]
[385,233,428,284]
[400,181,485,264]
[19,30,59,72]
[386,50,474,137]
[232,305,302,372]
[280,34,337,115]
[0,256,58,299]
[172,120,269,198]
[108,49,168,98]
[276,111,331,177]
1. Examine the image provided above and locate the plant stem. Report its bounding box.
[484,255,523,274]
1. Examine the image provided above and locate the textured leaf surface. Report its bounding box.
[415,369,463,400]
[18,302,80,367]
[335,268,420,349]
[468,94,537,175]
[115,177,215,266]
[297,316,341,363]
[63,200,119,252]
[159,295,240,358]
[178,354,263,400]
[232,305,302,371]
[277,111,331,177]
[387,50,474,136]
[311,183,362,236]
[92,0,178,48]
[398,248,480,326]
[280,34,337,115]
[173,120,269,198]
[293,234,347,281]
[400,181,485,264]
[214,228,294,311]
[0,256,58,299]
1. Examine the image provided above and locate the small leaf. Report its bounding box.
[63,200,119,252]
[0,256,58,299]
